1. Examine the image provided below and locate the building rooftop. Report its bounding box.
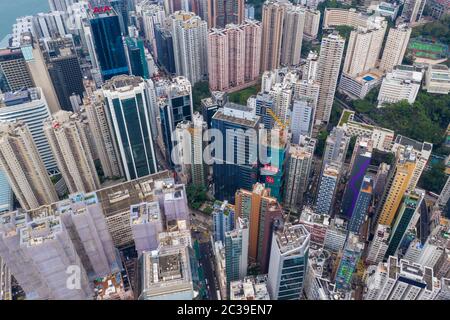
[275,223,310,254]
[229,275,270,300]
[130,201,161,225]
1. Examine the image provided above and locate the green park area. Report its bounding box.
[228,85,260,105]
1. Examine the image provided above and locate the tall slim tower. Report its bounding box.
[84,97,123,179]
[280,6,305,67]
[379,24,412,73]
[267,223,310,300]
[376,146,417,226]
[0,122,58,210]
[89,6,129,81]
[315,162,340,215]
[315,33,345,124]
[44,110,101,194]
[210,0,245,28]
[170,11,208,85]
[260,0,287,72]
[102,75,157,180]
[283,137,316,212]
[235,183,283,272]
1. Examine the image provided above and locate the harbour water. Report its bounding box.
[0,0,49,40]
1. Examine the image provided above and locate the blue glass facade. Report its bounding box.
[154,24,176,74]
[125,37,149,79]
[212,201,235,243]
[90,13,129,80]
[212,113,260,202]
[105,92,156,180]
[348,176,373,234]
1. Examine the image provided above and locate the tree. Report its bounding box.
[315,131,328,157]
[418,162,447,194]
[186,184,208,210]
[192,81,210,112]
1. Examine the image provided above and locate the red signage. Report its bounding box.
[93,6,112,14]
[265,176,275,184]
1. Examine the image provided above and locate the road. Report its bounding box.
[192,230,218,300]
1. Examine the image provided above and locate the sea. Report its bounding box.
[0,0,50,42]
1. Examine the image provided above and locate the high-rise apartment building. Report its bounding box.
[401,0,427,22]
[315,162,340,215]
[224,217,249,293]
[291,98,315,141]
[89,6,129,81]
[342,18,387,77]
[0,87,57,173]
[303,8,320,40]
[209,0,245,28]
[84,97,123,179]
[280,6,305,67]
[102,75,157,180]
[315,33,345,124]
[379,24,411,73]
[44,110,100,194]
[283,137,316,212]
[267,223,310,300]
[260,0,288,72]
[170,11,208,85]
[235,183,283,272]
[0,122,58,210]
[323,127,350,168]
[208,20,261,92]
[366,223,390,265]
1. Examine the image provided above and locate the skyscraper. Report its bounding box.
[280,5,305,67]
[224,217,249,295]
[212,102,260,201]
[125,37,150,79]
[0,122,58,210]
[260,0,287,72]
[283,137,316,212]
[376,146,417,226]
[158,76,193,165]
[340,137,373,218]
[102,75,157,180]
[0,48,33,93]
[385,192,422,258]
[209,0,245,28]
[208,20,261,92]
[44,40,85,111]
[379,24,411,73]
[315,33,345,124]
[348,175,373,234]
[259,127,288,201]
[84,97,123,179]
[341,18,387,77]
[213,200,235,243]
[170,11,208,85]
[334,233,364,291]
[0,87,58,173]
[401,0,427,22]
[315,162,340,215]
[235,183,283,272]
[291,98,315,142]
[154,23,176,74]
[44,110,101,194]
[267,223,310,300]
[89,6,129,80]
